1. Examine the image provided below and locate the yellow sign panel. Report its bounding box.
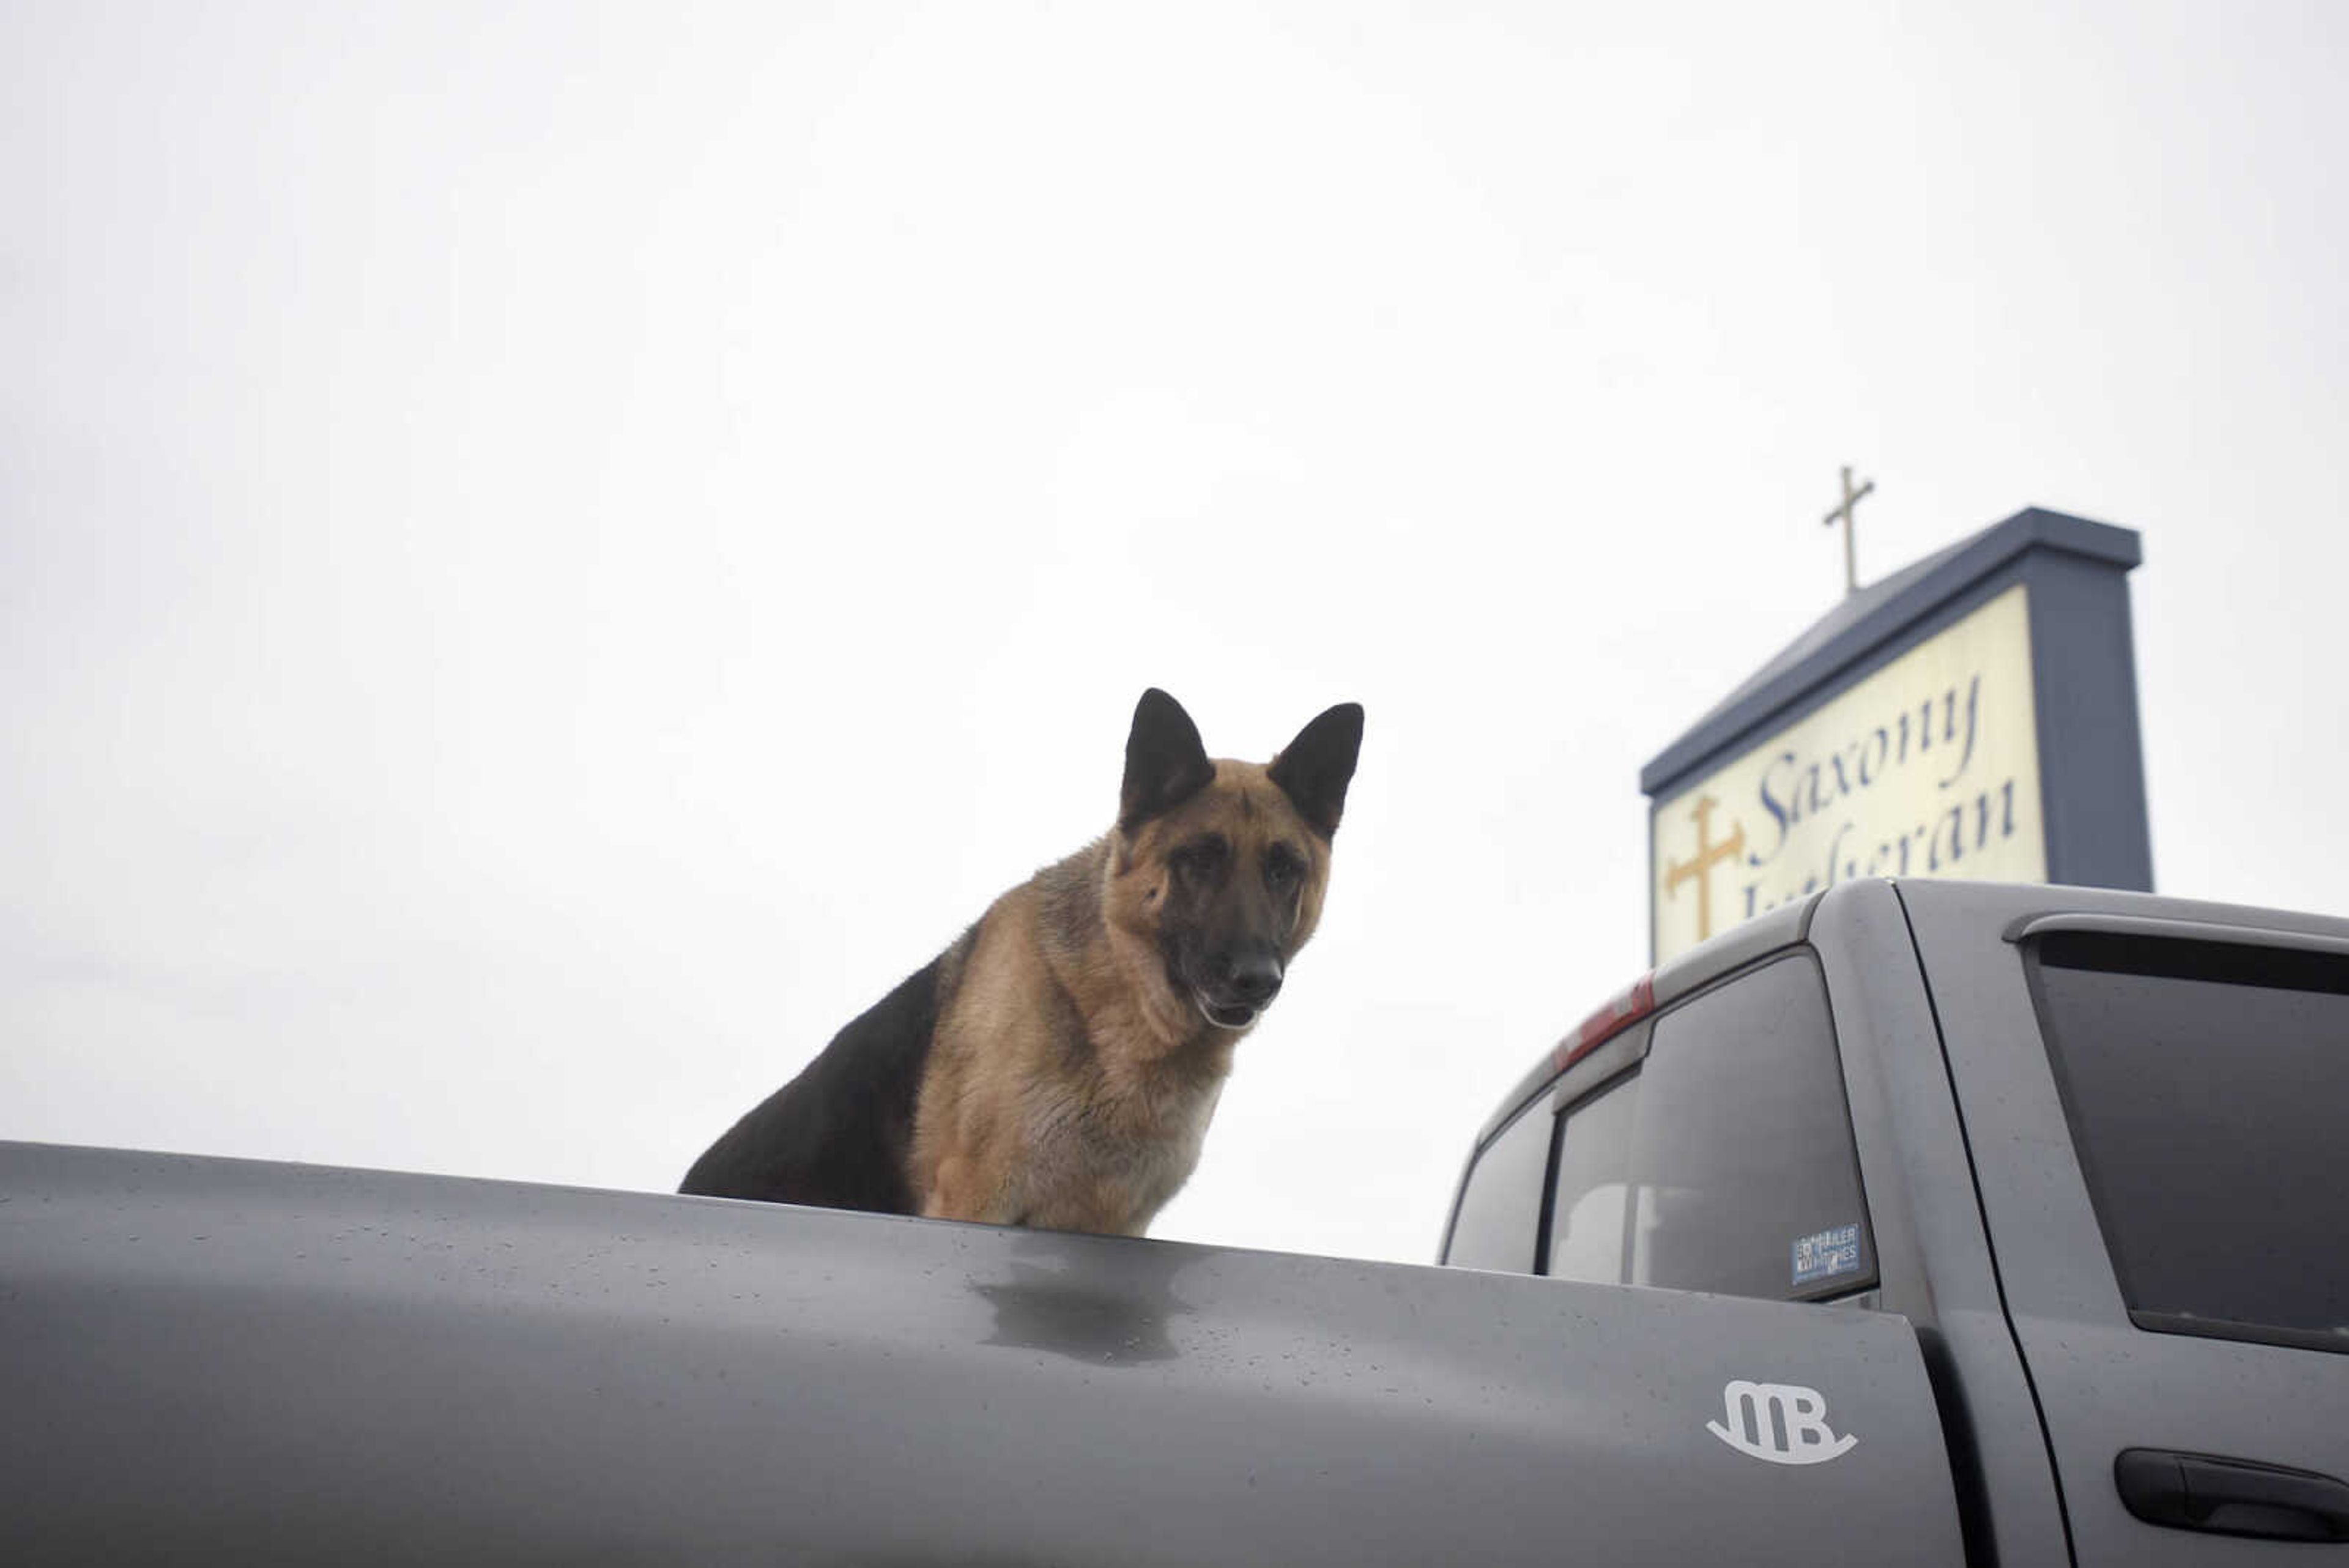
[1652,584,2046,963]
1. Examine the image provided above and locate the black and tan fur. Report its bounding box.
[681,689,1363,1237]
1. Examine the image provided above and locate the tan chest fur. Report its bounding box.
[907,861,1242,1237]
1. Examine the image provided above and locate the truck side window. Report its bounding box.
[1542,953,1875,1302]
[2030,934,2349,1354]
[1441,1096,1554,1273]
[1630,954,1874,1301]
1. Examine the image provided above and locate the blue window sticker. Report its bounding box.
[1792,1224,1863,1287]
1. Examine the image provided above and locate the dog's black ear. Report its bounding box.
[1269,702,1364,839]
[1120,688,1216,835]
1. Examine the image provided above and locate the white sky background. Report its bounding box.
[5,2,2344,1266]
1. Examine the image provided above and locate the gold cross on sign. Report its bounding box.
[1665,794,1746,943]
[1822,465,1875,598]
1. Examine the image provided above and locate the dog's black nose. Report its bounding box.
[1226,952,1283,1006]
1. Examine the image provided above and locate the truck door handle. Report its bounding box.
[2115,1449,2349,1542]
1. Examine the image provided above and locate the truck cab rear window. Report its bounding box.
[2029,933,2349,1354]
[1545,953,1876,1304]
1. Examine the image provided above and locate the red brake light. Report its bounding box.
[1552,972,1657,1074]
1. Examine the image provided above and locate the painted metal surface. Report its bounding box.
[1899,880,2349,1567]
[1453,879,2349,1564]
[1,1142,1963,1566]
[1806,879,2073,1567]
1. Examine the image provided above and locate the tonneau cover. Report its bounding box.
[1,1143,1965,1566]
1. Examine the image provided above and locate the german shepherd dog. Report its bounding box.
[681,689,1362,1237]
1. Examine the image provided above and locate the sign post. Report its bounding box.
[1644,507,2150,964]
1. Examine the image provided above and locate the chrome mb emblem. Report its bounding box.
[1707,1380,1858,1466]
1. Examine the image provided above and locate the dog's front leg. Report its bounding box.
[920,1156,1014,1225]
[920,1157,976,1222]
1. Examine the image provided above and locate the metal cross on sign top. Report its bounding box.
[1822,466,1876,597]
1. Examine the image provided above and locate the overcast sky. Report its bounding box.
[6,1,2344,1266]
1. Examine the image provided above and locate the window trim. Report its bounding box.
[2006,911,2349,964]
[1548,1019,1652,1118]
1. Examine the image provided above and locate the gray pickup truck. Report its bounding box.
[4,879,2344,1564]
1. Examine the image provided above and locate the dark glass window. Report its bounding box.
[1543,954,1873,1302]
[1542,1072,1639,1285]
[1442,1096,1554,1273]
[1630,954,1871,1300]
[2030,934,2349,1354]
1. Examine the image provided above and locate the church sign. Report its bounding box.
[1643,507,2149,965]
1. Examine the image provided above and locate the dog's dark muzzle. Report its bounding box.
[1195,949,1282,1029]
[1222,951,1283,1007]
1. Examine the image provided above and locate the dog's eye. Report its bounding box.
[1175,837,1228,881]
[1265,846,1304,888]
